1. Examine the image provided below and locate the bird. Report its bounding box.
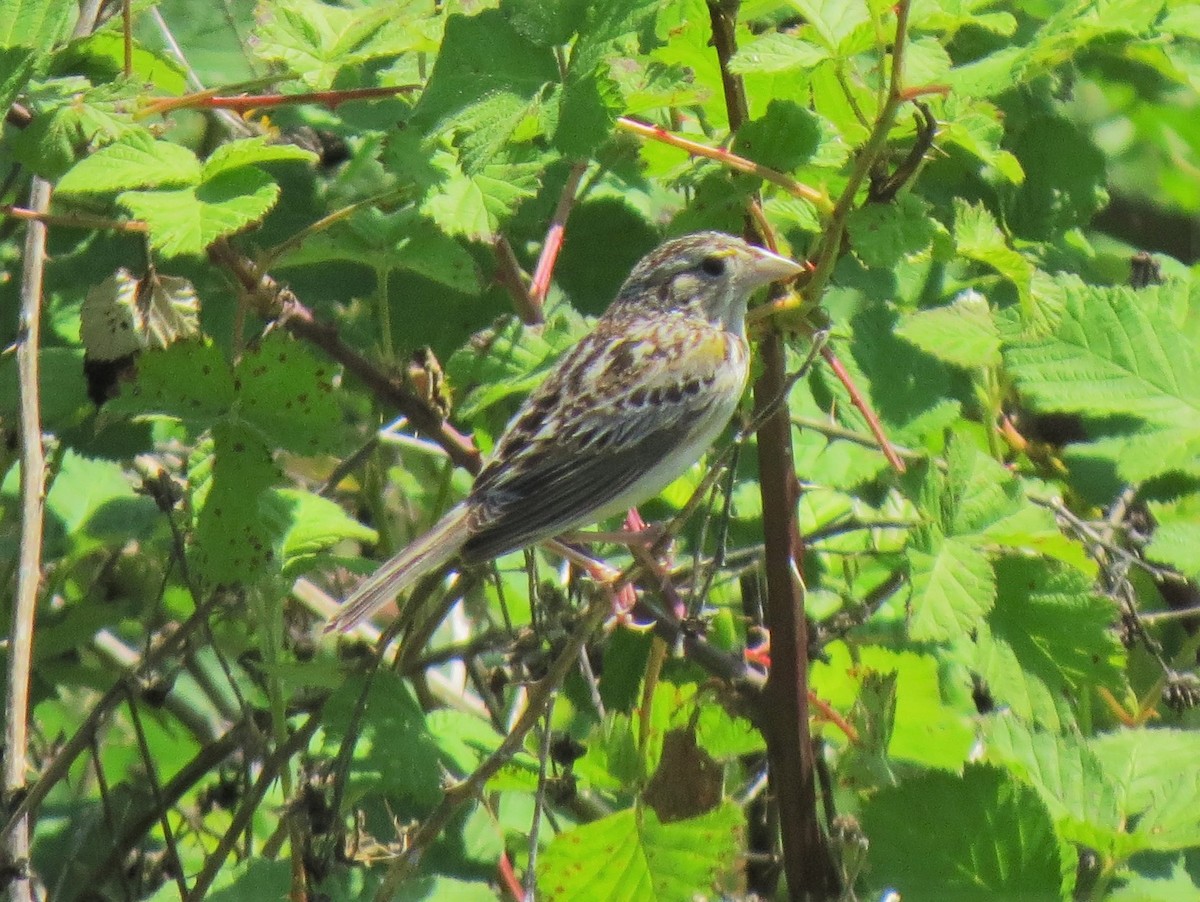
[325,231,803,633]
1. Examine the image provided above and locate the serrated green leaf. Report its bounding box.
[790,0,872,55]
[201,135,317,181]
[846,194,937,269]
[1004,278,1200,425]
[978,558,1124,730]
[119,168,280,257]
[192,419,282,584]
[420,153,541,242]
[0,0,71,51]
[733,99,822,173]
[9,79,148,179]
[252,0,394,87]
[412,10,557,138]
[1009,117,1108,241]
[57,135,201,194]
[501,0,588,46]
[896,290,1001,368]
[233,333,341,454]
[728,31,829,75]
[1092,729,1200,854]
[862,765,1064,900]
[105,340,235,424]
[318,672,445,807]
[264,488,375,575]
[909,535,996,641]
[982,716,1124,856]
[537,804,742,901]
[953,199,1033,308]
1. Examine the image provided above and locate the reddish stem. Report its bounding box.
[820,346,906,474]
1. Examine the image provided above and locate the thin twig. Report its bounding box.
[4,175,51,902]
[530,161,588,307]
[1,204,148,233]
[493,234,541,325]
[125,692,189,899]
[373,597,610,899]
[184,713,323,902]
[616,117,833,214]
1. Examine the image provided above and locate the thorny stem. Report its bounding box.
[704,1,839,896]
[138,83,421,119]
[4,175,51,902]
[530,160,589,307]
[616,117,833,214]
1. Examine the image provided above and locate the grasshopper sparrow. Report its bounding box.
[327,232,801,632]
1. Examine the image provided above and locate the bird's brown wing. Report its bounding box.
[460,410,695,563]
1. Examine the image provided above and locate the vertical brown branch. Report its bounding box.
[704,2,839,897]
[4,176,51,902]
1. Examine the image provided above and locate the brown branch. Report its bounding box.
[2,204,148,233]
[139,83,422,119]
[208,239,483,474]
[492,234,541,325]
[704,1,840,897]
[3,176,51,902]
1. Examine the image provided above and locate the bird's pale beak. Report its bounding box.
[746,247,805,287]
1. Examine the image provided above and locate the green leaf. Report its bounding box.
[420,153,541,242]
[982,716,1124,857]
[318,672,446,808]
[119,167,281,257]
[895,290,1002,369]
[1092,729,1200,854]
[233,333,341,455]
[265,488,375,576]
[733,99,822,173]
[908,535,996,642]
[501,0,587,47]
[845,194,937,269]
[1110,860,1200,902]
[9,79,148,179]
[789,0,872,55]
[1145,520,1200,580]
[52,32,190,95]
[0,46,35,113]
[412,10,557,138]
[862,765,1064,900]
[192,419,282,584]
[57,135,201,194]
[537,804,742,900]
[0,0,71,51]
[953,199,1033,309]
[1008,116,1108,241]
[201,135,317,181]
[252,0,394,87]
[728,31,829,75]
[977,558,1124,730]
[105,340,235,425]
[1004,278,1200,426]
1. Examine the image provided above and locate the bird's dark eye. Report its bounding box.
[700,256,726,277]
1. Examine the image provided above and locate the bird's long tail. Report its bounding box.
[324,503,473,633]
